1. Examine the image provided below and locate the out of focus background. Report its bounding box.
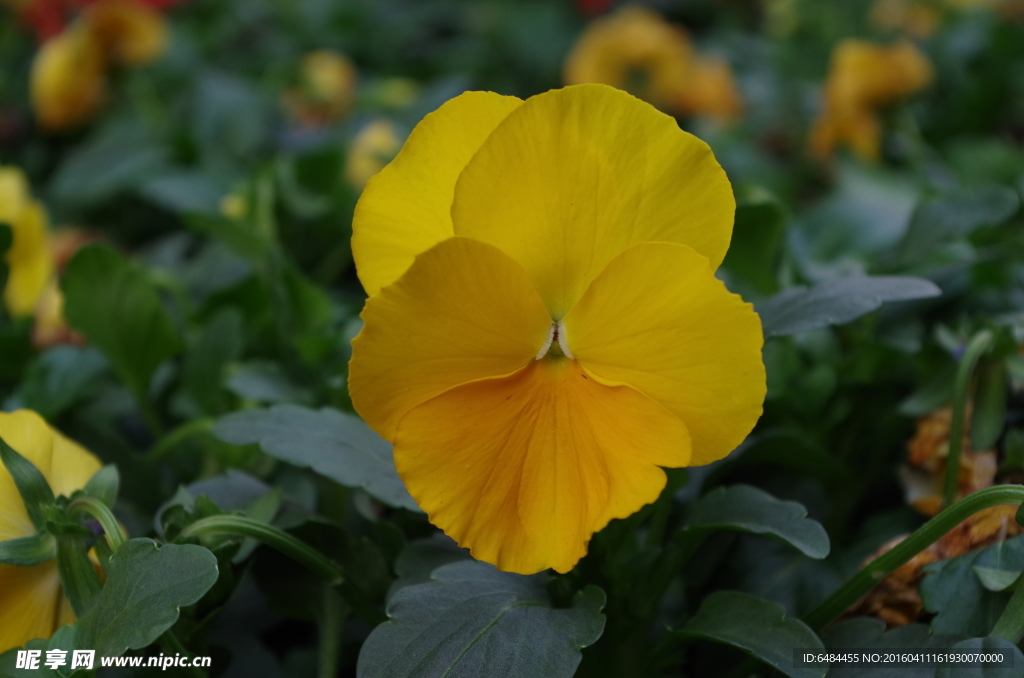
[3,0,1024,676]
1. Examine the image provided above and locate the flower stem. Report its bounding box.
[803,484,1024,630]
[67,496,126,551]
[944,330,994,508]
[991,577,1024,643]
[180,515,386,626]
[318,586,345,678]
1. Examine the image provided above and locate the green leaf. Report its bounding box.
[973,566,1021,593]
[675,591,825,678]
[821,618,959,677]
[182,308,243,413]
[900,186,1020,263]
[971,360,1008,451]
[0,223,11,294]
[0,532,56,566]
[61,245,184,400]
[390,535,471,597]
[757,275,941,338]
[212,404,419,511]
[140,170,229,216]
[721,187,787,295]
[936,637,1024,678]
[358,561,605,678]
[16,346,107,421]
[0,625,77,678]
[74,538,219,657]
[684,485,830,559]
[225,360,311,405]
[921,534,1024,636]
[82,465,119,507]
[0,436,55,530]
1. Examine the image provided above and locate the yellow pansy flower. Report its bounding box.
[564,5,743,124]
[348,84,766,574]
[30,25,106,132]
[810,39,934,162]
[0,167,53,318]
[0,410,102,653]
[869,0,942,38]
[345,120,402,190]
[284,50,358,126]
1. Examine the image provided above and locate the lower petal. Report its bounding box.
[0,561,62,653]
[393,357,691,575]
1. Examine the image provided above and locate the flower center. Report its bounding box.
[535,321,574,360]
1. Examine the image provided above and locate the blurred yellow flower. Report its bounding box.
[30,25,106,131]
[810,39,934,162]
[29,0,168,132]
[0,167,53,318]
[284,50,358,126]
[345,120,401,190]
[348,85,765,574]
[84,0,167,66]
[0,410,102,652]
[564,5,742,124]
[30,228,95,348]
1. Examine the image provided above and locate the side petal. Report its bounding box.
[47,430,102,499]
[349,237,552,440]
[351,91,523,297]
[394,358,691,575]
[0,561,61,653]
[0,411,56,541]
[451,83,734,317]
[562,242,765,466]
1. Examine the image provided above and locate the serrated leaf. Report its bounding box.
[675,591,825,678]
[758,276,941,337]
[74,538,219,657]
[61,245,184,401]
[936,637,1024,678]
[212,404,419,511]
[358,561,605,678]
[684,484,830,559]
[822,617,960,678]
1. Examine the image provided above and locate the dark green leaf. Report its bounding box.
[140,170,229,216]
[358,561,605,678]
[757,276,941,338]
[0,223,11,293]
[721,187,787,295]
[16,346,107,421]
[675,591,825,678]
[900,186,1020,263]
[0,436,55,530]
[182,308,244,413]
[684,485,830,559]
[0,625,77,678]
[822,618,959,678]
[61,245,184,400]
[936,637,1024,678]
[225,361,311,405]
[74,538,219,657]
[212,404,419,511]
[389,535,471,598]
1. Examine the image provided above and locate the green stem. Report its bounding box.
[180,515,385,626]
[67,496,126,551]
[944,330,994,508]
[318,586,345,678]
[991,577,1024,643]
[145,418,214,462]
[803,484,1024,630]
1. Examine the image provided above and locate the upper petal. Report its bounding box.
[451,83,735,317]
[348,237,552,440]
[394,357,691,575]
[48,429,102,499]
[351,91,523,297]
[562,242,765,466]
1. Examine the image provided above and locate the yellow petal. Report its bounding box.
[351,91,523,297]
[5,202,54,318]
[48,430,102,499]
[563,242,765,466]
[349,237,552,440]
[395,357,690,575]
[0,410,55,542]
[451,84,734,317]
[0,561,62,653]
[30,26,106,132]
